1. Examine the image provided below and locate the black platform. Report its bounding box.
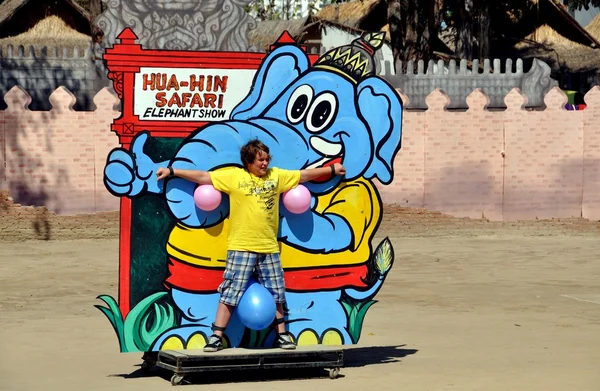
[151,345,344,385]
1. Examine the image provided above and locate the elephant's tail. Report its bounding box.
[374,237,394,275]
[361,237,395,287]
[341,238,395,343]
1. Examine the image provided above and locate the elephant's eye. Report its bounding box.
[306,92,337,134]
[286,84,313,124]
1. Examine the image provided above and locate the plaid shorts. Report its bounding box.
[218,251,287,306]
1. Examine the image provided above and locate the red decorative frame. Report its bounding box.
[104,28,318,316]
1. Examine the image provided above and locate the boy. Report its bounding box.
[156,139,345,352]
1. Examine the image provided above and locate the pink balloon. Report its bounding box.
[282,184,311,214]
[194,185,222,211]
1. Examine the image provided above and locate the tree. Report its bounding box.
[565,0,600,11]
[73,0,105,43]
[244,0,355,20]
[384,0,556,64]
[73,0,104,20]
[307,0,320,15]
[245,0,304,20]
[441,0,600,61]
[87,0,102,19]
[446,0,531,61]
[319,0,354,6]
[385,0,443,66]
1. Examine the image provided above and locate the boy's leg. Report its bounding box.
[213,302,234,337]
[275,303,286,334]
[256,253,296,350]
[205,250,257,352]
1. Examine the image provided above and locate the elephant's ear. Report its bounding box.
[231,44,309,120]
[356,77,403,184]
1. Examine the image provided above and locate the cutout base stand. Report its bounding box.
[147,345,344,386]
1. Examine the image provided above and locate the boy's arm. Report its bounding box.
[156,167,213,185]
[299,163,346,183]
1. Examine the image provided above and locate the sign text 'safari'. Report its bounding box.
[142,73,229,109]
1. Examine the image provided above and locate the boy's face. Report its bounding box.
[248,150,270,177]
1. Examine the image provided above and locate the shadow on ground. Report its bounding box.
[344,345,418,367]
[110,345,417,385]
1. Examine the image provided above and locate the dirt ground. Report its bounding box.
[1,207,599,391]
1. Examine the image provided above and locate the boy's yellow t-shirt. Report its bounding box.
[209,167,300,253]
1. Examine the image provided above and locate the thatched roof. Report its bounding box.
[316,0,385,30]
[515,24,600,72]
[0,0,36,23]
[494,0,600,73]
[248,15,392,52]
[586,12,600,42]
[248,16,313,49]
[537,0,600,47]
[521,23,580,46]
[0,15,92,55]
[0,0,92,44]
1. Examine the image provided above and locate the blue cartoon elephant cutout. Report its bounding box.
[100,31,402,352]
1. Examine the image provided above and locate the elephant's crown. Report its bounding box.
[314,32,385,83]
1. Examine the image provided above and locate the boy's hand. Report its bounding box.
[156,167,170,180]
[333,163,346,176]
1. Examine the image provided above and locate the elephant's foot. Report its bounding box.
[151,326,232,351]
[296,328,346,346]
[161,332,231,350]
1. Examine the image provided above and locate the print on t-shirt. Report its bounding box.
[238,178,277,213]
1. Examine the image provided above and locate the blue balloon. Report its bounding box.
[237,280,276,330]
